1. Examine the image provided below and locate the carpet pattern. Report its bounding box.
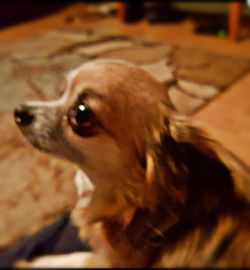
[0,28,249,248]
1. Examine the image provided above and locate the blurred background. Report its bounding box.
[0,0,249,266]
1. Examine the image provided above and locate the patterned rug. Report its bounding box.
[0,27,249,248]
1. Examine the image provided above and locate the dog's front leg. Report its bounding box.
[15,252,109,268]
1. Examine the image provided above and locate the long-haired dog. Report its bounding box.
[14,59,250,267]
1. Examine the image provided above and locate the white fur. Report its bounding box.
[28,252,95,268]
[74,169,94,208]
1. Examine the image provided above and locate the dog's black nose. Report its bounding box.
[14,105,34,126]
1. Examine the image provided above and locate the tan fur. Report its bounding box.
[14,60,250,268]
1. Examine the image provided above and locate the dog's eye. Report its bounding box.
[68,103,98,137]
[75,104,93,127]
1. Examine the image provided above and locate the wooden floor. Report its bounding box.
[0,3,249,166]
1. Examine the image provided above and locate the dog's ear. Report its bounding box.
[126,110,250,248]
[206,141,250,202]
[142,112,191,206]
[125,112,189,248]
[165,114,250,202]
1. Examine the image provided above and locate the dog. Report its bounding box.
[14,59,250,267]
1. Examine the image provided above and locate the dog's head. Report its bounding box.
[14,59,249,240]
[14,60,174,182]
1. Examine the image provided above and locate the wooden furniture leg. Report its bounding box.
[228,1,243,41]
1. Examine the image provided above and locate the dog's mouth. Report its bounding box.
[15,121,54,153]
[23,133,53,154]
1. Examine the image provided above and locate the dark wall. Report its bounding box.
[0,3,71,28]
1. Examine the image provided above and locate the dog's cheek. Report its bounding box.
[57,118,83,157]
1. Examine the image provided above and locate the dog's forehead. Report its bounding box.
[68,61,134,90]
[67,60,134,85]
[64,60,169,110]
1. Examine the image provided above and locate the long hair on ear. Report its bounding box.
[126,105,250,249]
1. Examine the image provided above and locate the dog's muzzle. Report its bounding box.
[14,105,35,126]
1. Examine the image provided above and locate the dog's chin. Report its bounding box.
[32,142,52,154]
[24,134,84,166]
[22,133,54,155]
